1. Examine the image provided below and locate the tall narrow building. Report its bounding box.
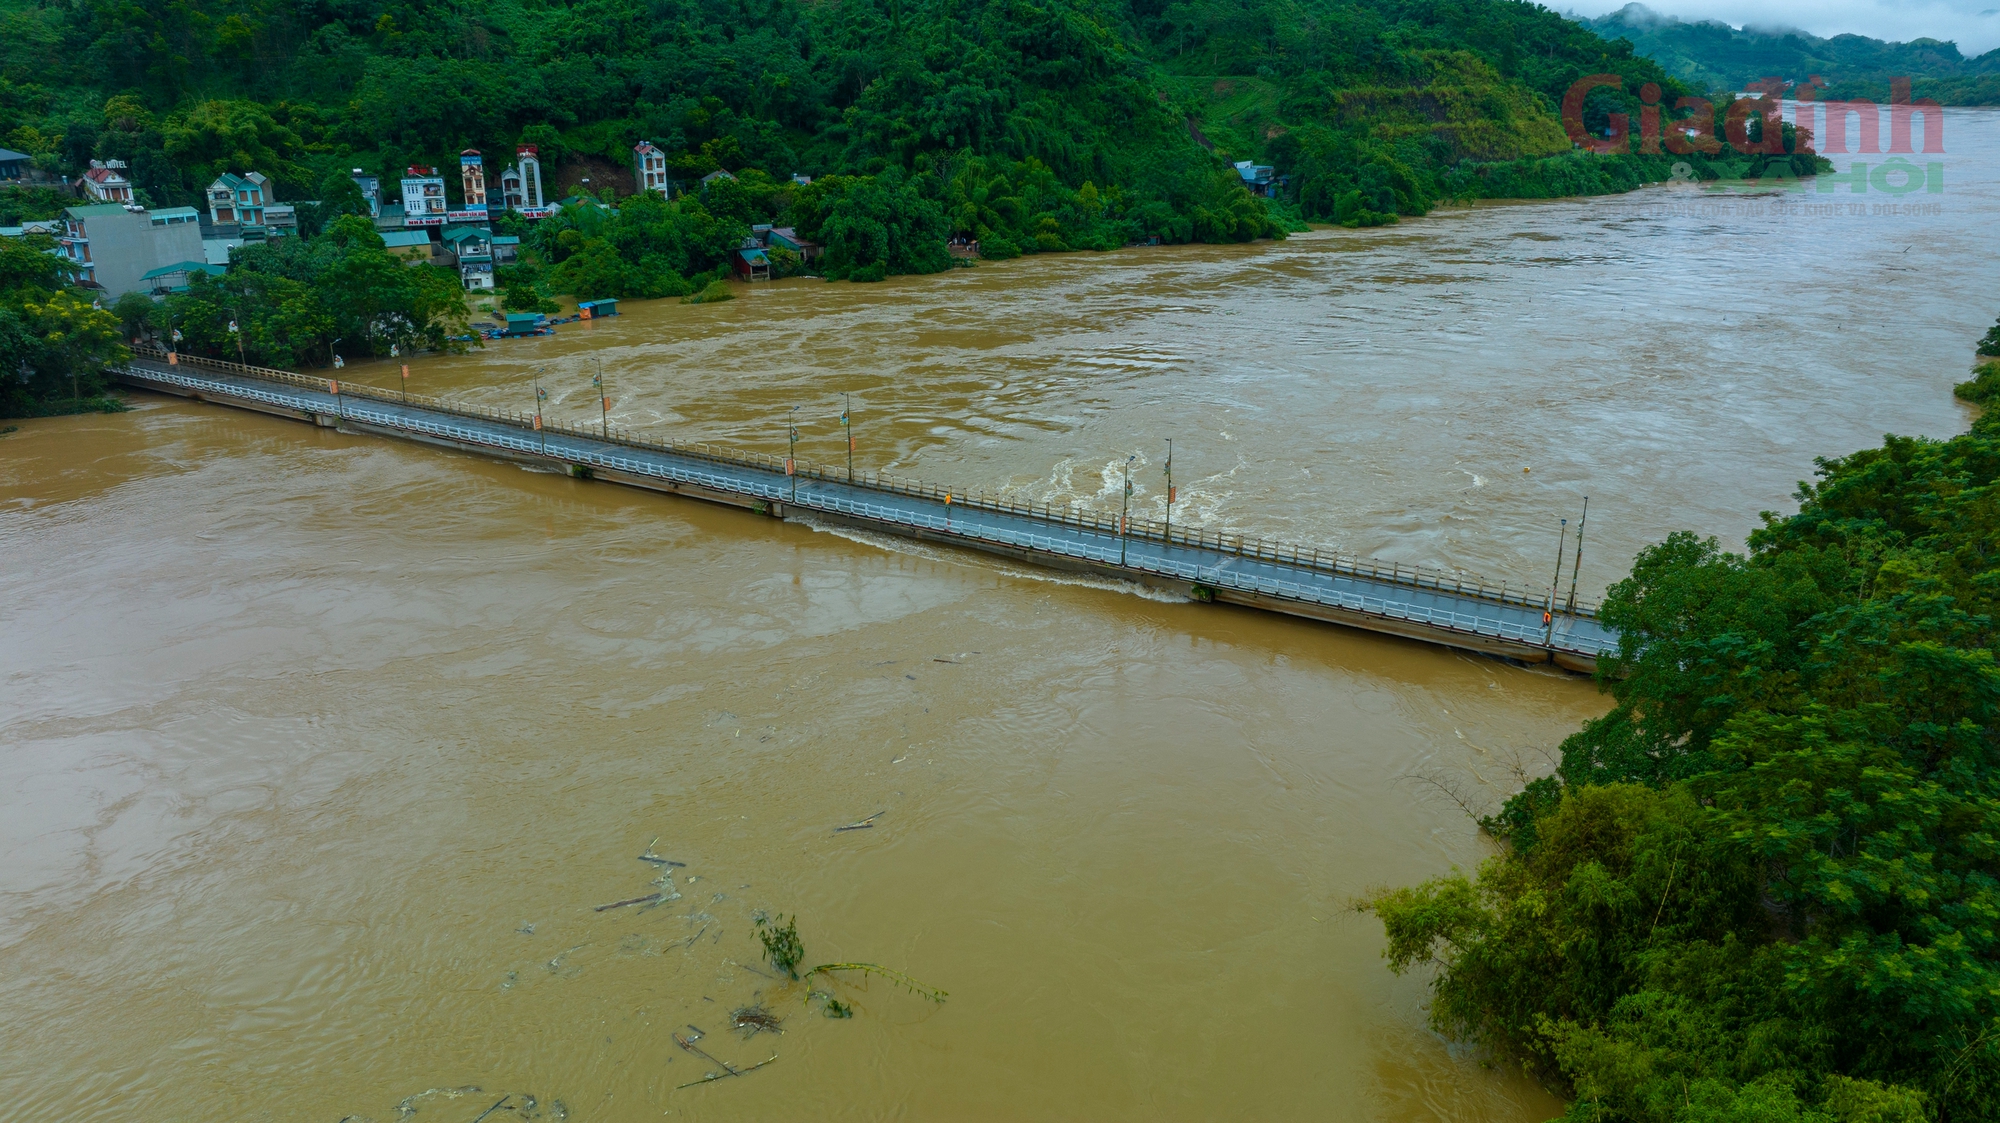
[458,149,489,221]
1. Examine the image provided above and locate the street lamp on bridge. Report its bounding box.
[1119,453,1136,566]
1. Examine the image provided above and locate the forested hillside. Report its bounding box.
[0,0,1793,245]
[1580,3,2000,106]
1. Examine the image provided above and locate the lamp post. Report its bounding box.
[1119,453,1136,566]
[788,405,800,502]
[1547,517,1567,645]
[228,311,245,365]
[533,370,548,452]
[1163,438,1174,541]
[593,357,608,438]
[1565,498,1589,614]
[842,392,853,483]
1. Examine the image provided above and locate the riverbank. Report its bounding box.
[4,121,1992,1119]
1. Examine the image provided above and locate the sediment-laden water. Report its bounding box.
[2,115,1994,1121]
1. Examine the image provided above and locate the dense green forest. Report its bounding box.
[1580,3,2000,106]
[1368,333,2000,1119]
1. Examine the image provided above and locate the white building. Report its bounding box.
[401,166,447,227]
[499,144,549,217]
[79,160,134,203]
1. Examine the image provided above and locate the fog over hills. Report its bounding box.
[1574,2,2000,102]
[1574,0,2000,58]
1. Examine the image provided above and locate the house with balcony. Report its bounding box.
[400,167,447,227]
[443,225,495,289]
[498,145,550,217]
[207,172,271,227]
[633,140,669,197]
[78,160,134,203]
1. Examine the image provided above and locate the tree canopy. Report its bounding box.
[1368,342,2000,1120]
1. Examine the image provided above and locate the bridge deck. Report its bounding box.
[117,357,1618,671]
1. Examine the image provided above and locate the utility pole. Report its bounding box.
[229,313,245,365]
[1119,454,1136,566]
[788,405,800,503]
[593,358,608,438]
[1566,497,1589,614]
[842,392,853,483]
[1163,439,1174,540]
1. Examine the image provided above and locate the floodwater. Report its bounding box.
[3,112,1994,1121]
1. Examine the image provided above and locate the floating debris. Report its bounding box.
[672,1031,778,1089]
[731,1005,784,1036]
[469,1096,511,1123]
[638,855,686,868]
[594,893,663,912]
[394,1087,483,1119]
[835,811,884,832]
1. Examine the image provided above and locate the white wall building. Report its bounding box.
[401,166,447,227]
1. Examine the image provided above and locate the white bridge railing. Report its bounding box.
[120,363,1617,659]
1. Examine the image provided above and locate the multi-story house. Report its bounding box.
[452,150,492,223]
[206,172,270,227]
[401,166,447,227]
[444,225,495,290]
[633,141,669,197]
[498,145,549,217]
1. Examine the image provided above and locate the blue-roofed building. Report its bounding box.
[1233,160,1279,197]
[381,229,435,264]
[0,147,34,181]
[141,260,227,293]
[732,246,769,281]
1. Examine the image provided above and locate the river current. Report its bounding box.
[3,113,1994,1120]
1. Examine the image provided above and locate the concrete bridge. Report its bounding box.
[115,351,1619,672]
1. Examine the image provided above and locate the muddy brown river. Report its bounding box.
[4,114,1995,1120]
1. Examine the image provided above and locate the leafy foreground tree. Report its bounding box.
[1368,390,2000,1119]
[133,216,474,369]
[0,233,128,417]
